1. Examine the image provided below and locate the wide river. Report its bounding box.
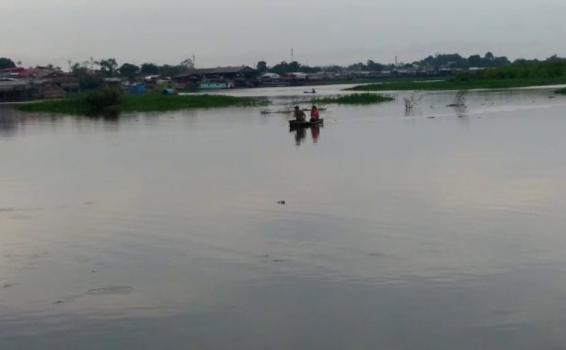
[2,85,566,349]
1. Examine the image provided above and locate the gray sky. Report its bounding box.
[2,0,566,68]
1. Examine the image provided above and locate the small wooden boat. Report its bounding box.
[289,119,324,128]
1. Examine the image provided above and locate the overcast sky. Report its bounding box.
[2,0,566,68]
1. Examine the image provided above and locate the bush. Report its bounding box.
[84,88,123,114]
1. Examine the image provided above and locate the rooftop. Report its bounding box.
[176,66,256,78]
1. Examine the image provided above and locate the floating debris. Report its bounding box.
[368,252,385,257]
[86,286,133,296]
[260,110,293,115]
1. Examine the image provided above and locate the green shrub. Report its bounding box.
[84,88,123,113]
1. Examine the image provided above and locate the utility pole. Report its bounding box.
[291,48,294,63]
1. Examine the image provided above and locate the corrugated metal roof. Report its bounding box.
[176,66,256,78]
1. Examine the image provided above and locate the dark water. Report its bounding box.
[2,86,566,349]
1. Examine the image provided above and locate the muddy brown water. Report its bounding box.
[2,86,566,349]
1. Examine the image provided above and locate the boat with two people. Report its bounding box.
[289,105,323,129]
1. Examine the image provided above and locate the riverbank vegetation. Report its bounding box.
[18,89,265,116]
[348,57,566,92]
[313,93,394,105]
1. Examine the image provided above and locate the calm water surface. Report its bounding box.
[2,87,566,349]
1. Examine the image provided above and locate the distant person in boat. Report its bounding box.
[310,105,320,122]
[294,106,306,122]
[312,88,316,94]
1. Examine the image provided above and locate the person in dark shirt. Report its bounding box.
[294,106,306,122]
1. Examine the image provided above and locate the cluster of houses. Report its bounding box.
[171,66,450,89]
[0,67,79,102]
[0,62,477,102]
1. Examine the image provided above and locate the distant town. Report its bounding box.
[0,52,529,102]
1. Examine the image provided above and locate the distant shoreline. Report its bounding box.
[346,78,566,92]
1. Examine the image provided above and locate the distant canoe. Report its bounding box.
[289,119,324,128]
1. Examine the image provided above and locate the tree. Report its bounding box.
[493,56,510,67]
[468,55,483,67]
[256,61,268,73]
[180,58,194,69]
[85,87,123,114]
[141,63,159,75]
[119,63,140,79]
[71,63,103,90]
[98,58,118,77]
[347,62,365,71]
[159,64,186,77]
[270,61,320,74]
[0,57,16,70]
[322,65,343,73]
[366,60,384,71]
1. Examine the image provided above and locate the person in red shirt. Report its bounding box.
[310,105,320,122]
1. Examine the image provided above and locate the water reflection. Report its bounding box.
[311,125,320,143]
[0,114,17,136]
[0,110,147,139]
[448,90,468,118]
[290,124,322,145]
[403,93,424,116]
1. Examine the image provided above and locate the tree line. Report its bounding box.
[457,55,566,81]
[67,58,196,89]
[3,52,566,89]
[256,52,512,74]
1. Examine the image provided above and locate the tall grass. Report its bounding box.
[18,92,266,116]
[313,93,394,104]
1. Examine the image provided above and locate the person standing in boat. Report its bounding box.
[310,105,320,122]
[294,106,306,122]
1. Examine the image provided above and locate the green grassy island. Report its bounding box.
[346,78,566,92]
[347,59,566,92]
[313,93,394,105]
[18,90,266,116]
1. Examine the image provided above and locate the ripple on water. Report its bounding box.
[86,286,134,296]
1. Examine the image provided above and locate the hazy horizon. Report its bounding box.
[2,0,565,68]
